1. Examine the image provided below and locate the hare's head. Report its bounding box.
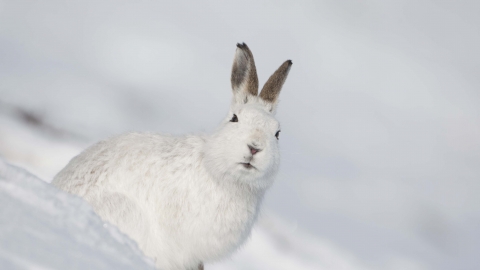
[204,43,292,189]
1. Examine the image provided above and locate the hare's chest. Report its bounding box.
[190,189,261,260]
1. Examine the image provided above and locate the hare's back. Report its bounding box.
[52,132,203,195]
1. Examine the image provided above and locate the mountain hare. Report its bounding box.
[52,43,292,270]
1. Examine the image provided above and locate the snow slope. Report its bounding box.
[0,159,155,269]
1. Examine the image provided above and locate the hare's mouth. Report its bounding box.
[240,163,256,170]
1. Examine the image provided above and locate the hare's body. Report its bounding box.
[53,43,292,270]
[54,133,263,269]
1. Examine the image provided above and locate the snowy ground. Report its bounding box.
[1,0,480,269]
[0,159,155,270]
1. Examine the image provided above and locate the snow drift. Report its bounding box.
[0,159,155,270]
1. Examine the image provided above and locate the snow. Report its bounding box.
[1,0,480,269]
[0,159,155,269]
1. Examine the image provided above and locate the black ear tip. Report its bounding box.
[236,42,246,48]
[287,60,293,65]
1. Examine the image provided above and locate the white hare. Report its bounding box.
[52,43,292,270]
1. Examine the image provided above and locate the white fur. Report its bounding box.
[52,44,290,270]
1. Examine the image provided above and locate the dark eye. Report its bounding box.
[275,130,281,140]
[230,114,238,122]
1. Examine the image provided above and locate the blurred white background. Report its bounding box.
[1,0,479,269]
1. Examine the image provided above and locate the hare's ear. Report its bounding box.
[231,43,259,104]
[259,60,292,112]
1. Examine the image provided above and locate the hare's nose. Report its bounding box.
[248,145,261,155]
